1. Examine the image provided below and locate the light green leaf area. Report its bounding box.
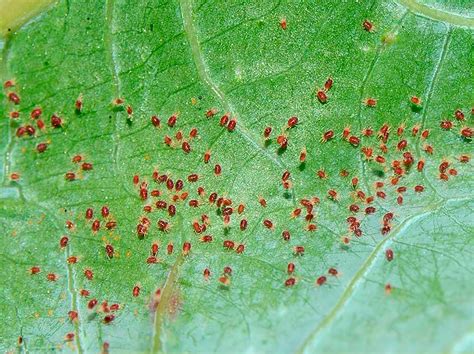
[1,0,473,353]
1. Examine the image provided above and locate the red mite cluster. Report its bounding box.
[5,17,472,349]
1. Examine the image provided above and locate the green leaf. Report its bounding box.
[1,0,473,353]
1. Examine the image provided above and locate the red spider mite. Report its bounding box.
[327,189,338,200]
[79,289,90,297]
[84,269,94,280]
[189,128,198,138]
[461,127,473,138]
[362,127,374,137]
[209,192,218,204]
[192,221,202,233]
[439,161,449,173]
[147,256,158,264]
[412,124,420,136]
[36,143,48,153]
[282,230,291,241]
[158,219,170,232]
[156,200,167,209]
[285,278,296,287]
[201,235,213,243]
[363,19,374,32]
[263,219,273,229]
[164,135,172,146]
[328,268,338,276]
[182,141,191,153]
[47,273,58,281]
[316,89,327,103]
[294,246,304,255]
[151,115,161,127]
[440,120,453,130]
[105,221,117,230]
[206,108,218,117]
[287,116,298,129]
[8,92,20,104]
[166,179,174,190]
[299,147,307,162]
[68,310,78,322]
[240,219,248,231]
[448,168,457,176]
[349,204,360,213]
[454,109,465,121]
[397,186,407,193]
[417,160,425,171]
[396,124,405,136]
[9,111,19,119]
[423,144,434,154]
[397,140,407,151]
[410,96,422,106]
[376,191,386,199]
[150,243,159,256]
[167,242,174,255]
[317,170,327,179]
[414,185,424,193]
[375,181,384,189]
[214,164,222,176]
[258,196,267,207]
[36,119,45,130]
[223,266,233,275]
[287,263,295,274]
[237,204,245,214]
[219,114,229,126]
[365,206,376,215]
[30,266,41,274]
[324,77,333,91]
[236,244,245,254]
[51,114,62,128]
[175,131,183,141]
[105,244,114,258]
[364,98,377,107]
[82,162,93,171]
[65,220,75,229]
[60,236,69,248]
[348,136,360,146]
[385,283,392,294]
[306,223,317,232]
[375,155,385,164]
[103,314,115,324]
[227,118,237,131]
[316,276,327,286]
[291,208,302,218]
[421,129,430,139]
[203,268,211,280]
[65,172,76,181]
[351,177,359,188]
[203,150,211,164]
[280,18,287,30]
[3,79,15,88]
[263,126,272,139]
[397,195,403,205]
[385,249,394,261]
[64,333,75,342]
[175,179,184,191]
[182,241,192,255]
[187,174,199,183]
[126,105,133,116]
[101,206,110,218]
[277,134,288,149]
[167,114,178,127]
[439,173,449,181]
[223,240,235,249]
[67,256,78,264]
[133,285,141,297]
[75,94,83,112]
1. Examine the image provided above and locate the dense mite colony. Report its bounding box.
[7,17,473,346]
